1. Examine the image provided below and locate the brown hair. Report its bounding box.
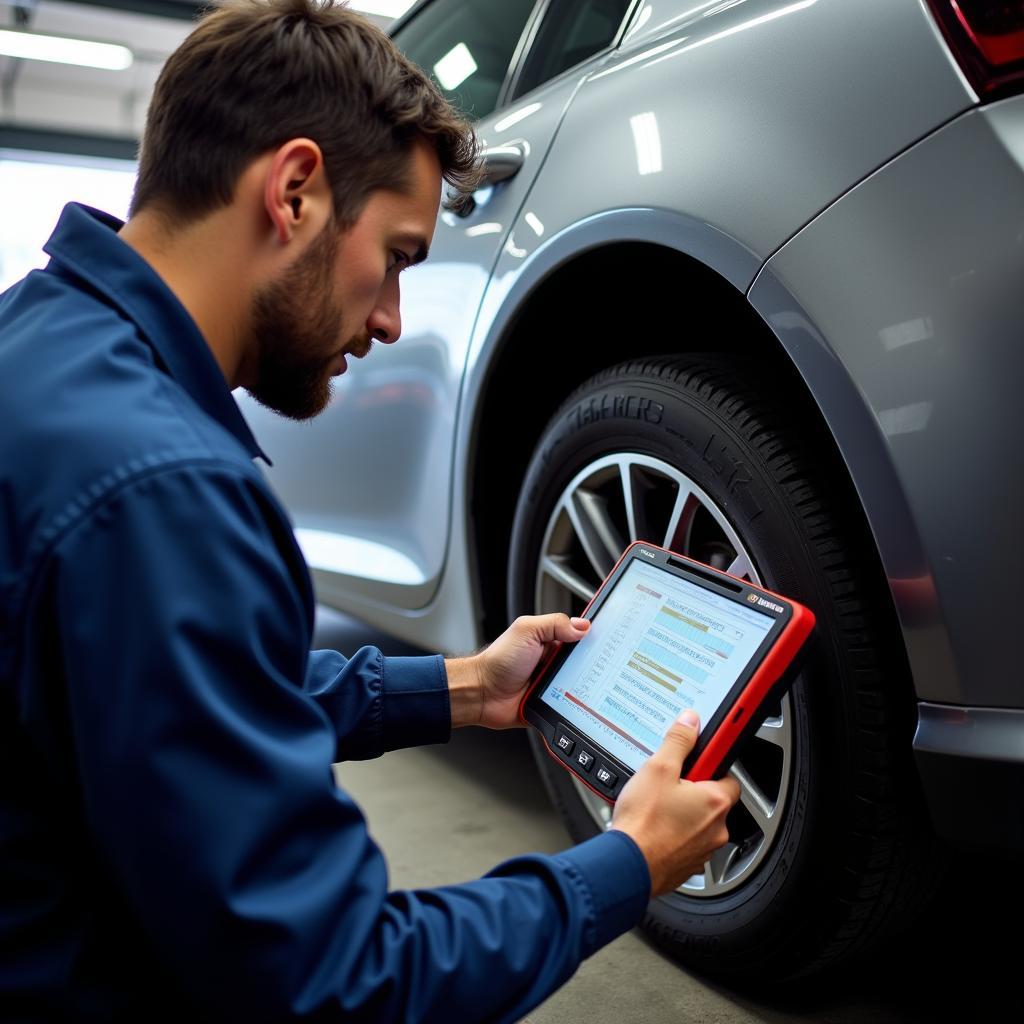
[130,0,480,224]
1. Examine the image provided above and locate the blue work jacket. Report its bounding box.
[0,204,650,1022]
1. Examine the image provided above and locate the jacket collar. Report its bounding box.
[43,202,271,465]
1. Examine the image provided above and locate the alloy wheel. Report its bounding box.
[532,452,794,896]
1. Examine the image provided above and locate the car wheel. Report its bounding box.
[507,356,938,983]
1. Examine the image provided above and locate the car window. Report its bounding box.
[393,0,540,120]
[513,0,633,99]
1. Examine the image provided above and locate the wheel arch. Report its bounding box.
[463,213,918,674]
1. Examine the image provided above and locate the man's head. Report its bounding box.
[245,136,444,419]
[130,0,479,419]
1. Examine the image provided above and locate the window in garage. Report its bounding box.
[0,151,136,292]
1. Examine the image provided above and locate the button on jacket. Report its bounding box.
[0,204,650,1022]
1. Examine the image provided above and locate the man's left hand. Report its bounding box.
[446,614,590,729]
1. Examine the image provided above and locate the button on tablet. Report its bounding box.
[595,764,618,789]
[575,749,595,773]
[554,729,575,757]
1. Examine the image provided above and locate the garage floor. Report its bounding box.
[316,609,1022,1023]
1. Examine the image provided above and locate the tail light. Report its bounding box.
[926,1,1024,98]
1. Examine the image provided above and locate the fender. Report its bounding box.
[455,205,954,704]
[747,264,957,705]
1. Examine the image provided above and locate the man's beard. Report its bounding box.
[246,225,367,421]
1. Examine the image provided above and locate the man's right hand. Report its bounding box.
[611,711,741,897]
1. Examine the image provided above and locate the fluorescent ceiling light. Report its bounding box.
[349,1,417,17]
[0,29,132,71]
[434,42,477,91]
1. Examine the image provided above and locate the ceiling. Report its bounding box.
[0,0,395,150]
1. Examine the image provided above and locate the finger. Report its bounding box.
[651,710,700,768]
[693,777,741,817]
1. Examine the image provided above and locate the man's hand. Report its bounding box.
[611,711,741,897]
[445,614,590,729]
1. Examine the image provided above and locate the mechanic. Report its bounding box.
[0,1,740,1020]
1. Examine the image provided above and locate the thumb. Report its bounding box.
[520,612,590,644]
[652,710,701,769]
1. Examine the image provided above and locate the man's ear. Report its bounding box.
[263,138,331,245]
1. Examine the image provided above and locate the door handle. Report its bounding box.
[451,142,527,219]
[480,142,526,185]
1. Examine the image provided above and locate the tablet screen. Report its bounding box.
[539,559,776,772]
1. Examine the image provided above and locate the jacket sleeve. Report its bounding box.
[51,462,651,1024]
[304,647,452,760]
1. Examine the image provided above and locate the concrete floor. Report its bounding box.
[316,608,1023,1023]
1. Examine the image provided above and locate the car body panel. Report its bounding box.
[751,98,1024,707]
[488,0,973,289]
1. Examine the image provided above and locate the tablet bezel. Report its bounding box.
[521,541,808,802]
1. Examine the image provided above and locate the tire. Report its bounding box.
[507,355,939,984]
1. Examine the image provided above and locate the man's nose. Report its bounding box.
[367,289,401,345]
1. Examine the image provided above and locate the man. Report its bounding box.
[0,1,739,1020]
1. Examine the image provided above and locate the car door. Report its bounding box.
[240,0,637,612]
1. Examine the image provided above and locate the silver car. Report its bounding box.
[239,0,1024,983]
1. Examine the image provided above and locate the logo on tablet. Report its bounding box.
[639,548,656,558]
[748,593,784,614]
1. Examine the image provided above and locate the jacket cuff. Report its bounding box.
[379,654,451,751]
[553,830,651,955]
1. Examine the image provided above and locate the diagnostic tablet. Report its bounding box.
[520,542,815,801]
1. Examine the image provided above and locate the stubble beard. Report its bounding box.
[247,225,367,421]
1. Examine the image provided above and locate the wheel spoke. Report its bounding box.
[563,498,607,581]
[725,552,752,579]
[541,556,596,602]
[755,714,787,747]
[576,488,626,566]
[730,760,774,834]
[703,843,739,887]
[568,489,624,577]
[661,486,695,550]
[619,461,639,542]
